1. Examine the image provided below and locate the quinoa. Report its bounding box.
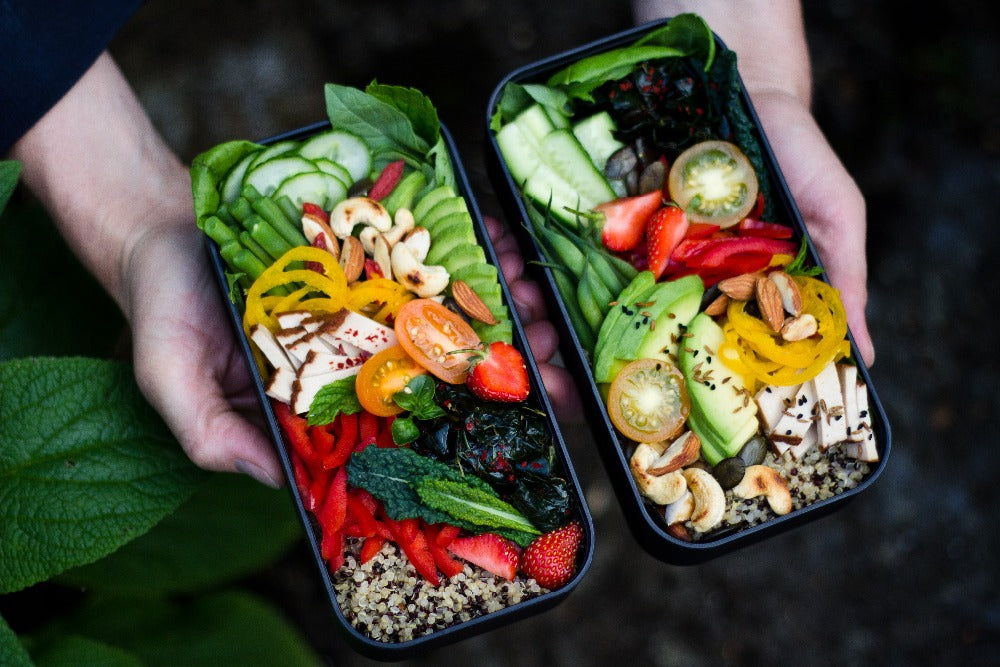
[332,539,546,643]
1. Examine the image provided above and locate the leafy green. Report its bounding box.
[25,635,142,667]
[189,140,262,226]
[634,12,716,67]
[346,446,537,545]
[324,83,431,168]
[416,478,539,537]
[490,83,570,131]
[307,375,361,426]
[58,473,301,596]
[0,615,32,667]
[0,160,21,214]
[393,374,445,420]
[784,236,825,277]
[364,81,441,151]
[0,357,202,593]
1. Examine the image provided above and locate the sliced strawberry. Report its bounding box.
[597,189,663,252]
[520,521,583,590]
[646,205,688,280]
[447,533,519,580]
[464,341,530,402]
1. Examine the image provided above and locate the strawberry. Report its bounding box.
[645,205,688,280]
[597,189,663,252]
[464,341,530,402]
[520,521,583,590]
[447,533,519,580]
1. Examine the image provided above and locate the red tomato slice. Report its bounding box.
[394,299,481,384]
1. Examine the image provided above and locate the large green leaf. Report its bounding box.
[0,202,123,361]
[29,635,142,667]
[0,357,202,593]
[0,614,32,666]
[60,473,302,596]
[0,161,21,214]
[44,591,318,666]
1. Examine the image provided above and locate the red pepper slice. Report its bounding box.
[737,218,794,239]
[346,491,380,538]
[317,466,348,537]
[367,159,405,201]
[359,410,381,450]
[424,524,464,578]
[322,529,345,570]
[272,400,321,469]
[384,516,440,585]
[748,192,766,220]
[359,536,385,564]
[376,416,397,449]
[434,524,461,548]
[694,237,797,269]
[289,450,314,511]
[682,222,721,239]
[308,465,332,511]
[323,412,359,468]
[309,424,336,458]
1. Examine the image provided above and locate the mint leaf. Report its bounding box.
[0,615,32,667]
[0,160,21,215]
[307,375,361,426]
[0,357,202,594]
[59,473,301,596]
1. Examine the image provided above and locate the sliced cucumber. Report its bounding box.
[572,111,624,173]
[425,224,478,265]
[421,197,469,231]
[247,140,298,169]
[273,171,347,211]
[298,130,372,183]
[244,156,318,197]
[221,150,261,204]
[515,104,558,143]
[313,158,352,188]
[539,129,616,210]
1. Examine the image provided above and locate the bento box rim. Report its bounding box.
[482,16,892,563]
[205,119,596,660]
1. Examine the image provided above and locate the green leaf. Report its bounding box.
[28,635,142,667]
[392,374,445,421]
[416,478,539,540]
[0,160,22,215]
[58,473,301,596]
[784,236,825,277]
[324,83,429,166]
[0,357,202,594]
[307,375,361,426]
[0,203,123,361]
[40,591,318,666]
[364,81,441,150]
[390,417,419,445]
[0,614,32,667]
[189,140,262,226]
[634,12,716,69]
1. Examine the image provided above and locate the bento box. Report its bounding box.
[191,83,594,659]
[485,14,891,565]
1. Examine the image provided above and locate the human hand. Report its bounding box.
[123,220,284,487]
[749,90,875,367]
[483,215,583,422]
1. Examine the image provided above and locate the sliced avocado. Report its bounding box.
[421,197,469,230]
[441,242,487,276]
[413,184,457,222]
[452,262,499,285]
[592,271,657,380]
[425,222,478,265]
[635,286,704,362]
[678,312,759,465]
[474,315,513,345]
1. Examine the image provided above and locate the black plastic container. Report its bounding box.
[485,19,891,565]
[206,120,594,660]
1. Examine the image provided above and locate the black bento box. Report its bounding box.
[485,18,891,565]
[206,120,595,660]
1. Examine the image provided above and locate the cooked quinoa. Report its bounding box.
[332,539,547,643]
[688,446,872,540]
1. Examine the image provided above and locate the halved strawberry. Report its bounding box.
[597,189,663,252]
[646,205,688,280]
[447,533,519,580]
[465,341,530,403]
[520,521,583,590]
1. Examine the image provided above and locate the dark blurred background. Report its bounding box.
[106,1,998,664]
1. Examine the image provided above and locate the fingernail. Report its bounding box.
[235,459,281,489]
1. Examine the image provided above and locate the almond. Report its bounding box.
[755,275,785,332]
[647,430,701,475]
[338,235,365,283]
[717,272,763,301]
[451,279,498,325]
[770,270,803,316]
[780,313,818,341]
[301,214,340,261]
[703,292,731,317]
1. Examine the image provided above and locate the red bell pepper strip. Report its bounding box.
[322,529,345,570]
[359,410,380,450]
[384,516,440,585]
[318,466,348,536]
[290,450,315,511]
[309,424,336,458]
[423,524,464,578]
[272,400,321,469]
[359,536,385,564]
[683,222,721,239]
[367,159,405,201]
[738,218,794,239]
[376,416,396,449]
[434,524,461,548]
[308,465,332,511]
[346,491,380,538]
[693,237,798,269]
[323,412,359,469]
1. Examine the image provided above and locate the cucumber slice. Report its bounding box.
[244,156,318,197]
[413,185,457,222]
[273,171,347,211]
[515,104,558,143]
[247,140,298,169]
[539,129,616,210]
[572,112,624,173]
[298,130,372,183]
[451,262,499,285]
[313,158,352,188]
[441,242,486,276]
[221,150,261,204]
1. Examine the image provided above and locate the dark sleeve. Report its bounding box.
[0,0,145,154]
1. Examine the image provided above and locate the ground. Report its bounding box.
[103,1,1000,664]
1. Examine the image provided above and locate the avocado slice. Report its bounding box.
[412,184,457,222]
[678,312,759,465]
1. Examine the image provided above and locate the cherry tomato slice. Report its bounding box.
[606,358,690,443]
[355,345,428,417]
[394,299,481,384]
[667,140,759,228]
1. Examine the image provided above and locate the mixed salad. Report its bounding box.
[490,14,879,542]
[191,83,587,644]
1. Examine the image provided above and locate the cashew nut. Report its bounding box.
[383,208,415,245]
[731,465,792,515]
[390,241,449,298]
[402,227,431,263]
[682,467,726,532]
[629,443,687,506]
[358,226,380,255]
[329,197,391,239]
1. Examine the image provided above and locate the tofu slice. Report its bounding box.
[291,368,359,414]
[844,380,879,462]
[264,366,295,404]
[295,349,366,379]
[249,324,294,373]
[274,326,309,367]
[839,363,860,441]
[812,361,847,450]
[317,309,397,355]
[275,310,313,330]
[771,381,817,447]
[755,384,800,435]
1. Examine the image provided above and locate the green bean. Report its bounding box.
[229,249,268,282]
[576,261,605,334]
[246,214,293,259]
[250,193,308,247]
[203,215,239,248]
[239,231,272,266]
[583,258,614,317]
[585,248,627,297]
[228,196,255,223]
[550,266,596,354]
[275,194,303,227]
